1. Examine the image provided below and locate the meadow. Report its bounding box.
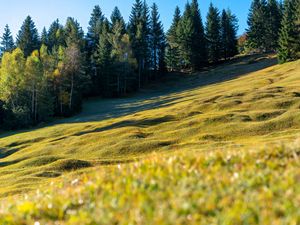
[0,54,299,224]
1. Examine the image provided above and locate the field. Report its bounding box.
[0,54,300,224]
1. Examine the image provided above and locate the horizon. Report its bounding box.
[0,0,251,38]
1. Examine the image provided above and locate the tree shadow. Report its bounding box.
[0,54,278,140]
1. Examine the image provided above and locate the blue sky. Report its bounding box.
[0,0,251,38]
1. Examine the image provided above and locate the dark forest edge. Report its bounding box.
[0,0,299,131]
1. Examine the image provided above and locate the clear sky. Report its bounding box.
[0,0,251,38]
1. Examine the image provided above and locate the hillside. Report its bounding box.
[0,55,300,224]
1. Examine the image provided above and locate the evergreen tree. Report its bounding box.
[0,24,15,55]
[265,0,283,50]
[221,9,239,60]
[87,5,105,51]
[64,17,85,48]
[16,16,40,57]
[190,0,207,69]
[111,6,126,30]
[41,27,48,46]
[278,0,300,63]
[177,3,194,69]
[166,6,181,71]
[206,3,222,63]
[149,3,166,74]
[129,0,151,88]
[94,20,114,96]
[247,0,268,51]
[47,19,65,51]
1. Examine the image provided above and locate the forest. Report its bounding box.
[0,0,299,130]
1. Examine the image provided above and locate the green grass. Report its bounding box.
[0,54,300,224]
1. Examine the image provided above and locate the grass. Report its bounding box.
[0,54,300,224]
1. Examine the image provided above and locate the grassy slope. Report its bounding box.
[0,55,299,224]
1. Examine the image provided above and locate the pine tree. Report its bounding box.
[266,0,283,50]
[87,5,105,51]
[149,3,166,74]
[206,3,221,64]
[0,24,15,55]
[278,0,300,63]
[247,0,269,51]
[47,19,65,51]
[129,0,151,88]
[16,16,40,57]
[94,20,114,96]
[221,9,239,60]
[166,7,181,71]
[64,17,85,48]
[111,6,126,30]
[190,0,207,69]
[177,3,194,69]
[41,27,48,46]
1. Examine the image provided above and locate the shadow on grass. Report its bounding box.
[0,54,278,140]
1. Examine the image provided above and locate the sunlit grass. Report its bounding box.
[0,55,300,223]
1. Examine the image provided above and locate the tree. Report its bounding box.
[278,0,300,63]
[47,19,65,51]
[41,27,48,46]
[16,16,40,57]
[190,0,207,69]
[166,7,181,71]
[129,0,151,88]
[0,25,15,55]
[221,9,239,60]
[149,3,166,74]
[87,5,105,52]
[266,0,282,50]
[0,48,31,127]
[111,6,126,31]
[206,3,221,63]
[177,3,194,69]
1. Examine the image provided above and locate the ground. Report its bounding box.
[0,54,299,224]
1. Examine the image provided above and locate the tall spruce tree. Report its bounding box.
[41,27,48,46]
[0,24,15,55]
[177,3,194,69]
[247,0,264,51]
[278,0,300,63]
[149,3,166,74]
[190,0,207,69]
[221,9,239,60]
[111,6,126,29]
[266,0,283,50]
[16,16,40,57]
[47,19,65,51]
[87,5,105,52]
[166,6,181,71]
[206,3,221,63]
[129,0,151,88]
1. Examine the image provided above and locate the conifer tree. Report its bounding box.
[266,0,283,50]
[16,16,40,57]
[41,27,48,46]
[129,0,151,88]
[87,5,105,52]
[206,3,221,63]
[0,24,15,55]
[177,3,194,69]
[278,0,300,63]
[149,3,165,74]
[94,20,114,96]
[221,9,238,60]
[166,7,181,71]
[190,0,207,69]
[47,19,65,51]
[111,6,126,30]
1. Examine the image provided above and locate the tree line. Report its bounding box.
[241,0,300,63]
[0,0,239,130]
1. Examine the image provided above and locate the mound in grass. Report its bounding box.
[0,143,299,224]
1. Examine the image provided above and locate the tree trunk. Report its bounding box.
[69,74,74,111]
